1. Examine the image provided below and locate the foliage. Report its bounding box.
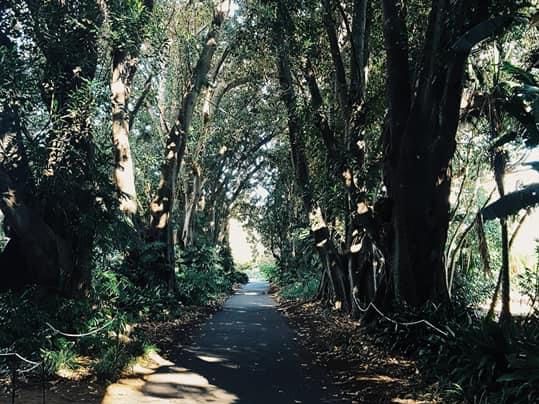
[260,261,320,301]
[259,262,280,282]
[517,244,539,313]
[368,301,539,403]
[109,0,153,55]
[435,320,539,403]
[178,241,244,305]
[0,242,239,378]
[279,278,320,301]
[452,266,497,308]
[41,338,77,375]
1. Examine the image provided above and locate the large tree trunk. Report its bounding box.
[181,164,203,248]
[305,0,371,314]
[149,6,227,290]
[0,1,106,296]
[381,0,502,306]
[0,106,33,195]
[108,0,154,215]
[0,117,73,293]
[0,48,72,293]
[0,170,72,291]
[275,0,349,310]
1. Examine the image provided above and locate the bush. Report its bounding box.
[0,233,241,381]
[259,261,319,300]
[229,270,249,285]
[0,264,180,379]
[260,262,280,281]
[177,242,239,304]
[378,302,539,404]
[518,265,539,314]
[280,277,319,300]
[435,319,539,403]
[41,338,78,375]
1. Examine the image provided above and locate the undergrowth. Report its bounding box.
[0,240,249,381]
[260,261,320,300]
[370,295,539,403]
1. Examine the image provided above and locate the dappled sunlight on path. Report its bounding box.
[102,351,238,403]
[102,281,333,403]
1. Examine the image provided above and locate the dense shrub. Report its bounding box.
[230,270,249,284]
[178,242,245,304]
[373,301,539,403]
[518,264,539,314]
[0,239,243,380]
[260,261,320,300]
[433,319,539,403]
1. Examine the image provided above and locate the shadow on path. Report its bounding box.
[102,281,338,403]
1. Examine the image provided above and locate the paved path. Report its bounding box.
[103,281,335,403]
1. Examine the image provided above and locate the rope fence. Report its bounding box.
[347,234,450,337]
[45,319,115,338]
[0,319,115,404]
[353,294,450,337]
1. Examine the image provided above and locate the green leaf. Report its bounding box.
[503,62,538,86]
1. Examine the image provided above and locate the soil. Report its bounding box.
[277,299,442,404]
[0,303,223,404]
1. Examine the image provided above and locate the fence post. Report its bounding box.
[41,363,45,404]
[9,357,16,404]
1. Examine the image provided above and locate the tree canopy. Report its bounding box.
[1,0,539,402]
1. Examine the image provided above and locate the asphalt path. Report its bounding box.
[103,280,338,403]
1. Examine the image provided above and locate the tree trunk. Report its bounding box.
[0,169,73,291]
[275,1,344,306]
[149,8,226,290]
[381,0,494,306]
[111,51,138,214]
[106,0,154,215]
[0,106,33,194]
[181,164,203,248]
[0,1,107,296]
[493,150,511,326]
[180,71,243,248]
[0,84,73,293]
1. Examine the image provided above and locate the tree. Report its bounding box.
[270,0,380,313]
[0,0,105,295]
[149,1,229,290]
[381,0,523,306]
[108,0,155,215]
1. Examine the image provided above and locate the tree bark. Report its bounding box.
[111,50,139,215]
[275,0,350,309]
[0,10,101,295]
[0,169,72,291]
[181,74,246,248]
[380,0,499,306]
[181,164,203,248]
[149,7,226,290]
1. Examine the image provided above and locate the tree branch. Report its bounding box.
[322,0,349,114]
[482,183,539,220]
[129,74,153,129]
